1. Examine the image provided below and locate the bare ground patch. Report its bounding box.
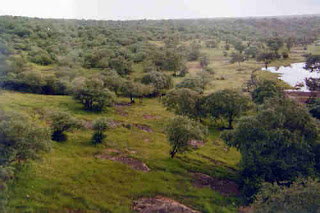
[96,149,150,172]
[143,114,161,120]
[188,140,204,148]
[191,172,239,196]
[133,196,200,213]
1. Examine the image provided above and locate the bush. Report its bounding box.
[92,118,109,145]
[49,111,80,142]
[72,77,115,111]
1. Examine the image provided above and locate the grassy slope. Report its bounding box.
[3,42,319,213]
[1,91,240,213]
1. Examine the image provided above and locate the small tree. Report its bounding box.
[257,52,277,69]
[141,71,173,96]
[163,88,205,120]
[204,89,251,129]
[304,54,320,72]
[49,111,80,141]
[252,80,283,104]
[230,52,245,70]
[0,111,51,165]
[166,116,207,158]
[72,77,115,111]
[92,118,109,145]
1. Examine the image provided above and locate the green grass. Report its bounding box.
[1,91,240,212]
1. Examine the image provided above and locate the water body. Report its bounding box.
[262,63,320,92]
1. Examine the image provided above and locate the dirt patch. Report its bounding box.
[133,196,200,213]
[97,149,150,172]
[143,114,161,120]
[191,172,239,196]
[188,140,204,148]
[131,124,153,132]
[238,206,254,213]
[108,120,124,128]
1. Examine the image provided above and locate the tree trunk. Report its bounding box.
[228,117,233,129]
[170,146,178,158]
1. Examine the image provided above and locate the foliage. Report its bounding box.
[0,111,51,165]
[252,80,283,104]
[72,77,115,111]
[222,98,320,202]
[176,78,206,93]
[166,116,207,158]
[230,52,245,69]
[162,88,204,119]
[304,54,320,72]
[120,80,154,103]
[49,111,80,141]
[253,178,320,213]
[92,118,109,145]
[141,71,173,95]
[256,51,277,69]
[204,90,252,129]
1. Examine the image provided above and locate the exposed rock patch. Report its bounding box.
[188,140,204,148]
[133,196,200,213]
[97,149,150,172]
[191,172,239,196]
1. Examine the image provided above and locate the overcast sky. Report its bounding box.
[0,0,319,20]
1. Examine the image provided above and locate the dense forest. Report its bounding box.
[0,15,320,212]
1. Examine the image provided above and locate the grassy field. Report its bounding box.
[1,91,240,212]
[2,42,319,212]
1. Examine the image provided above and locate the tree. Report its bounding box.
[49,111,81,141]
[257,52,277,69]
[266,37,283,54]
[163,88,204,120]
[204,90,251,129]
[187,43,201,61]
[176,78,206,93]
[92,118,109,145]
[0,111,51,165]
[101,70,124,95]
[141,71,173,96]
[234,41,245,54]
[72,77,115,111]
[304,54,320,72]
[221,98,320,202]
[109,56,133,76]
[252,80,283,104]
[230,52,245,70]
[253,178,320,213]
[120,80,153,103]
[166,116,207,158]
[199,56,208,69]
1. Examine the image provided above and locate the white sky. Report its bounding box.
[0,0,319,20]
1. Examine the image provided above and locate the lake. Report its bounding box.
[262,63,320,92]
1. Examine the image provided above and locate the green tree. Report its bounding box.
[163,88,204,120]
[0,111,51,165]
[304,54,320,72]
[176,78,206,93]
[230,52,245,70]
[49,111,81,142]
[222,98,320,202]
[141,71,173,96]
[92,118,109,145]
[266,37,283,54]
[252,80,283,104]
[204,90,251,129]
[253,178,320,213]
[72,77,115,111]
[166,116,207,158]
[257,52,277,69]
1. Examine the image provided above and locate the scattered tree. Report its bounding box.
[204,90,251,129]
[92,118,109,145]
[166,116,207,158]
